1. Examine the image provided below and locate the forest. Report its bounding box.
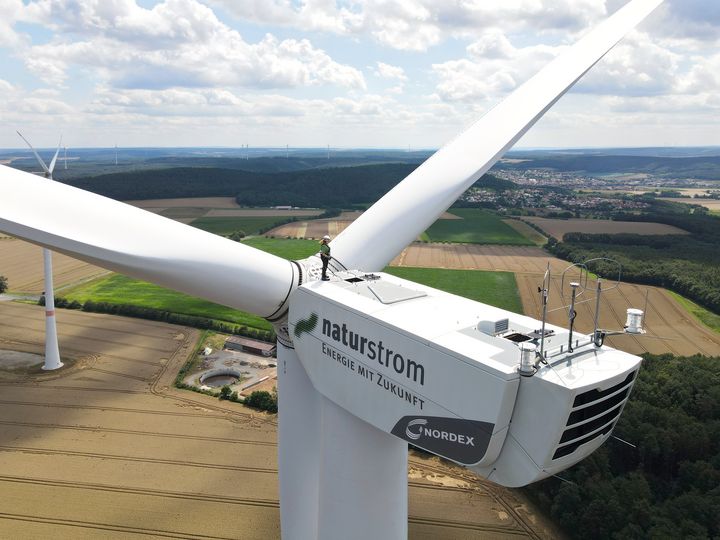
[526,353,719,540]
[57,163,507,206]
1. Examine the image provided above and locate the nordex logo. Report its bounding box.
[294,312,318,339]
[405,419,427,441]
[392,416,495,465]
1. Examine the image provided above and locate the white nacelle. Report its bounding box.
[289,272,642,487]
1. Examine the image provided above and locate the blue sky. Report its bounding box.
[0,0,718,149]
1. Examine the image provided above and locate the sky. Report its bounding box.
[0,0,718,149]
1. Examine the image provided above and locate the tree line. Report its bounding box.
[42,296,275,342]
[548,210,720,314]
[525,353,719,539]
[58,164,505,208]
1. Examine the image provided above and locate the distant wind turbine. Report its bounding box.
[16,131,64,371]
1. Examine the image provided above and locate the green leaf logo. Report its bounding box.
[294,312,318,339]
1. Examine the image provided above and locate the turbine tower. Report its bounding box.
[0,1,663,537]
[16,131,64,371]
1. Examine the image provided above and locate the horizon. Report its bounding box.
[0,1,718,148]
[2,144,720,152]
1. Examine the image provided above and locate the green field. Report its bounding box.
[384,267,523,313]
[62,274,272,331]
[424,209,533,245]
[60,238,522,333]
[242,237,319,259]
[190,216,294,236]
[669,291,720,334]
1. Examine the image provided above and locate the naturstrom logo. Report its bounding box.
[294,312,318,339]
[405,418,427,441]
[321,317,425,386]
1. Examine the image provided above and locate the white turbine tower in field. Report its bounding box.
[16,131,64,371]
[0,2,663,538]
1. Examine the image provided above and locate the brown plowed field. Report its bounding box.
[388,243,720,357]
[268,211,461,240]
[390,244,568,274]
[270,218,356,239]
[0,302,558,539]
[523,217,688,239]
[206,208,323,217]
[0,238,107,293]
[515,274,720,357]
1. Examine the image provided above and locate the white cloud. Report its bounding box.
[211,0,608,52]
[374,62,407,81]
[576,31,681,96]
[20,0,366,90]
[433,36,563,103]
[0,0,26,48]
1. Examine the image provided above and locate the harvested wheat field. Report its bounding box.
[270,218,356,239]
[515,274,720,357]
[659,197,720,211]
[0,238,107,293]
[523,217,688,240]
[0,302,558,539]
[124,198,324,224]
[389,243,720,357]
[268,211,462,240]
[391,244,568,274]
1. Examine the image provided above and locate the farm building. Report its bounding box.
[224,336,275,357]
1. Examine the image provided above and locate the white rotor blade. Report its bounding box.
[17,131,50,174]
[48,135,63,176]
[0,165,296,318]
[331,0,663,271]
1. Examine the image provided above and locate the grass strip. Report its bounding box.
[668,291,720,334]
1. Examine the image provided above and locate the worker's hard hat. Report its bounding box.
[322,235,330,240]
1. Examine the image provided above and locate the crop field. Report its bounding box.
[523,217,689,239]
[0,302,558,539]
[61,274,272,332]
[424,209,534,245]
[390,244,568,274]
[502,219,547,246]
[190,216,296,236]
[242,237,319,260]
[658,197,720,211]
[125,197,323,225]
[385,267,523,313]
[387,243,720,357]
[0,238,107,293]
[268,217,356,239]
[266,208,512,245]
[516,274,720,357]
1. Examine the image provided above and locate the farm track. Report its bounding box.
[0,446,277,475]
[0,513,237,540]
[0,475,280,508]
[147,328,278,426]
[409,458,543,539]
[0,399,230,420]
[0,419,277,447]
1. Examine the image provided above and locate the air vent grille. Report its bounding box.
[552,370,637,461]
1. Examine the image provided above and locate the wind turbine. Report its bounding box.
[0,1,663,538]
[16,131,64,371]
